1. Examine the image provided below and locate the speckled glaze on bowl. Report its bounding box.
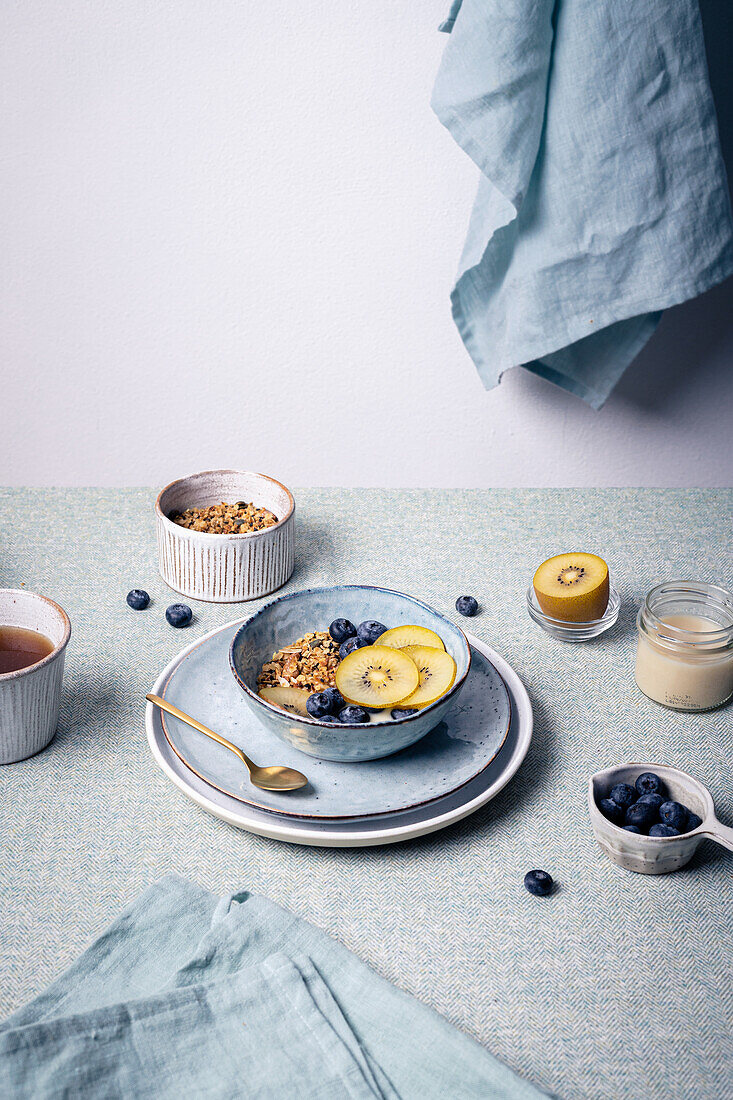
[229,585,471,762]
[156,469,295,603]
[589,762,733,874]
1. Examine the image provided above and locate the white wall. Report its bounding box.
[2,0,732,487]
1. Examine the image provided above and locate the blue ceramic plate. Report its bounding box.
[158,621,510,819]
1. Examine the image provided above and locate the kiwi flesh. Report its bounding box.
[533,552,609,623]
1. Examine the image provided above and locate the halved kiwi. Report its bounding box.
[335,645,419,708]
[258,686,311,716]
[533,552,609,623]
[375,625,446,651]
[397,645,456,709]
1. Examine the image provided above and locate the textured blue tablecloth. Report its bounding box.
[1,489,732,1100]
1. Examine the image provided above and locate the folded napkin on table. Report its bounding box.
[0,875,550,1098]
[432,0,733,407]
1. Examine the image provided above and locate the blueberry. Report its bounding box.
[649,823,680,838]
[456,595,479,617]
[658,801,689,832]
[323,686,345,712]
[391,707,418,718]
[609,783,637,809]
[339,636,367,660]
[306,692,332,719]
[165,603,192,628]
[598,798,625,826]
[126,589,150,610]
[356,620,387,645]
[623,825,642,833]
[524,870,554,897]
[635,792,665,811]
[635,772,666,798]
[318,714,338,723]
[625,801,658,832]
[686,812,703,832]
[338,705,368,724]
[329,618,356,644]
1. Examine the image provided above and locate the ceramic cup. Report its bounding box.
[0,589,71,764]
[589,761,733,874]
[156,470,295,603]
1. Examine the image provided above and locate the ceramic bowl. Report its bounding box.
[589,762,733,874]
[229,585,472,762]
[527,585,620,641]
[156,469,295,603]
[0,588,71,764]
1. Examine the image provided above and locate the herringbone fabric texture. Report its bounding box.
[1,489,731,1100]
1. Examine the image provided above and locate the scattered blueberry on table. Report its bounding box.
[356,620,388,645]
[165,604,193,628]
[329,618,356,644]
[126,589,150,610]
[339,705,368,724]
[597,772,700,836]
[524,869,554,897]
[455,595,479,617]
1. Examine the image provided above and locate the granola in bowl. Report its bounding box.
[257,631,340,694]
[170,500,278,535]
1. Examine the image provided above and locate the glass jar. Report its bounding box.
[635,581,733,712]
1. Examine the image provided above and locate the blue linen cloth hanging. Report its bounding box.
[432,0,733,407]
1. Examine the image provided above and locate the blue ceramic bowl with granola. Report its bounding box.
[229,585,471,762]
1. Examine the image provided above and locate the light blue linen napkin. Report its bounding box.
[432,0,733,407]
[0,876,551,1099]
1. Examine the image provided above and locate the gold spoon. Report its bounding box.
[146,694,308,792]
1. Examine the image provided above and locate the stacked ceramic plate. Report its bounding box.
[146,603,533,847]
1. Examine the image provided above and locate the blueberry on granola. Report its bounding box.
[165,604,192,628]
[456,595,479,617]
[329,619,356,644]
[356,620,388,645]
[126,589,150,610]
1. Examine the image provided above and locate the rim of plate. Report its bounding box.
[145,626,533,847]
[157,625,509,819]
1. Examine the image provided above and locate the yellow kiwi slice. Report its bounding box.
[397,645,457,709]
[335,645,419,708]
[258,686,311,716]
[375,625,446,651]
[533,552,609,623]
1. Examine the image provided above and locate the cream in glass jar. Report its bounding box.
[635,582,733,711]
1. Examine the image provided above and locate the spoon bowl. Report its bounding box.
[146,694,307,792]
[589,761,733,874]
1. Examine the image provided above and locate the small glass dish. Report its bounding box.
[526,585,620,642]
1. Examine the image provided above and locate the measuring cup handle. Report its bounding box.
[703,819,733,853]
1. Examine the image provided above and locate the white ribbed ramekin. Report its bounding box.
[0,589,71,764]
[155,470,295,603]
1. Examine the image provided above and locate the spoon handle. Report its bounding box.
[146,694,256,775]
[705,818,733,854]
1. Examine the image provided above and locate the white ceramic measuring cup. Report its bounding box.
[589,761,733,874]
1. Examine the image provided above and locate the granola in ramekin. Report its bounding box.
[171,500,278,534]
